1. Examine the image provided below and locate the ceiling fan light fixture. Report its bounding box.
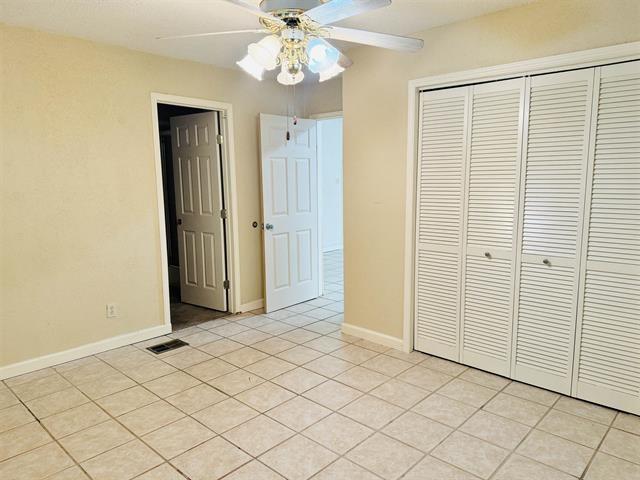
[318,62,345,82]
[248,35,282,70]
[236,54,265,80]
[306,38,339,74]
[166,0,423,85]
[277,62,304,85]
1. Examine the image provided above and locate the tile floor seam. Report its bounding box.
[23,397,94,480]
[46,394,166,468]
[284,386,439,476]
[0,402,67,466]
[578,417,631,478]
[0,375,461,480]
[1,376,633,480]
[2,251,638,480]
[342,430,428,478]
[400,371,515,477]
[2,353,623,480]
[1,398,95,479]
[485,389,569,480]
[39,372,209,473]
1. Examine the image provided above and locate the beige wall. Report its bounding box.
[342,0,640,340]
[0,25,339,368]
[303,77,342,116]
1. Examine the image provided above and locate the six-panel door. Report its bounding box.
[260,114,319,313]
[170,112,227,311]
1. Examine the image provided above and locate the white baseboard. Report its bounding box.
[239,298,264,312]
[342,322,404,350]
[0,324,172,381]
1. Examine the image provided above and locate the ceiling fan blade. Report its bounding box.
[324,26,423,52]
[223,0,285,25]
[304,0,390,25]
[157,29,267,40]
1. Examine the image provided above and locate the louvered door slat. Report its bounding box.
[415,87,468,360]
[461,79,524,375]
[513,69,594,394]
[574,61,640,415]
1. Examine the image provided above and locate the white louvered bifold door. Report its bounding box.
[512,69,595,394]
[414,86,469,360]
[573,61,640,414]
[461,78,526,376]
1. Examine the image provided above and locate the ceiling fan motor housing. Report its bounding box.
[259,0,325,15]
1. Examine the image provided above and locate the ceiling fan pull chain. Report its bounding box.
[285,86,291,142]
[293,84,298,126]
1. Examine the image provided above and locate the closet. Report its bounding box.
[414,60,639,414]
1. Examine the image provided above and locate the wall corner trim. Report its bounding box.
[0,324,171,381]
[239,298,264,312]
[342,322,404,351]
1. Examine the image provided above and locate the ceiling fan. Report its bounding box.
[159,0,424,85]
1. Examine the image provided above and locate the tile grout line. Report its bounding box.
[485,389,561,480]
[2,261,637,479]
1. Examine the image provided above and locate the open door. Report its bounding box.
[170,112,227,311]
[260,113,319,313]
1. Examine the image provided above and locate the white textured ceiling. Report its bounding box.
[0,0,534,69]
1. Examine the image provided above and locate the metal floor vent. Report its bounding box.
[147,339,188,354]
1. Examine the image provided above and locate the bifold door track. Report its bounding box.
[147,339,188,354]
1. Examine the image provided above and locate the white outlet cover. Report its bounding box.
[106,304,118,318]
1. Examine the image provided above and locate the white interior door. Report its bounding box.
[171,111,227,311]
[512,69,595,394]
[573,61,640,414]
[461,78,526,376]
[260,113,319,313]
[414,86,469,361]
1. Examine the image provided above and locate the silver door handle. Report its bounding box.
[265,223,274,231]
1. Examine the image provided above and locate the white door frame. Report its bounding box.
[311,111,343,296]
[151,93,241,329]
[403,42,640,353]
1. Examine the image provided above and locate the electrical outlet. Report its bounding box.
[106,303,119,318]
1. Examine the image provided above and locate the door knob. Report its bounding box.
[265,223,274,231]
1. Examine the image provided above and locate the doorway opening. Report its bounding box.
[152,95,240,331]
[317,115,344,303]
[257,112,343,319]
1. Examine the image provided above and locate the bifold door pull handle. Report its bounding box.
[484,252,491,259]
[543,259,551,265]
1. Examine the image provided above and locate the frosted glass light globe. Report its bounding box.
[248,35,282,71]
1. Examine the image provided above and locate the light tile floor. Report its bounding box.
[1,250,639,479]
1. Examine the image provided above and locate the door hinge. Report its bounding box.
[223,280,230,290]
[220,209,228,219]
[216,134,224,145]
